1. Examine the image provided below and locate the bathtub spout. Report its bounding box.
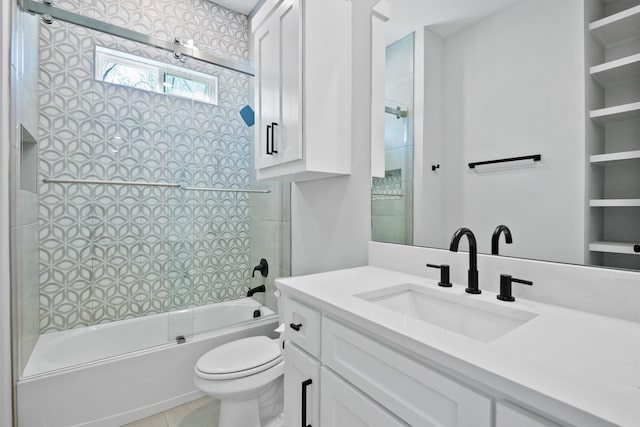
[247,284,266,297]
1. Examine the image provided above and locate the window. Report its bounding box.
[95,46,218,105]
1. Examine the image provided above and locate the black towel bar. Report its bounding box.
[469,154,541,169]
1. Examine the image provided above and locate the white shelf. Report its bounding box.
[590,53,640,86]
[590,199,640,207]
[589,5,640,48]
[590,150,640,164]
[590,101,640,124]
[589,241,640,255]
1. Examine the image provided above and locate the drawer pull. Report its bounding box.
[301,378,312,427]
[290,323,302,331]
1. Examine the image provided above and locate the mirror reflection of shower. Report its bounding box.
[371,33,414,246]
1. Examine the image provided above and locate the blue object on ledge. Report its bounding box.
[239,105,255,127]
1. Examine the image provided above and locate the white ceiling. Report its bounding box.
[385,0,523,43]
[211,0,523,40]
[208,0,260,15]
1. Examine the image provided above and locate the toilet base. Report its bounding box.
[219,398,260,427]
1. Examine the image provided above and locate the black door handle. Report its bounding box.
[290,323,302,331]
[266,124,272,155]
[271,122,278,153]
[301,378,312,427]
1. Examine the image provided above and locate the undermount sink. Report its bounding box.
[356,283,538,343]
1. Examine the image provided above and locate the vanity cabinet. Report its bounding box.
[495,401,561,427]
[251,0,352,182]
[322,317,492,427]
[320,367,406,427]
[282,296,495,427]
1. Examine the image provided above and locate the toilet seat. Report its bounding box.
[195,336,282,381]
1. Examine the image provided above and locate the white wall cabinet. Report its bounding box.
[254,0,302,171]
[252,0,352,182]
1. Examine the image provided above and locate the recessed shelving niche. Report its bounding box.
[586,0,640,269]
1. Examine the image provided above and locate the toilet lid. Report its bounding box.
[195,336,282,379]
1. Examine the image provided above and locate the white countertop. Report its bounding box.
[276,266,640,427]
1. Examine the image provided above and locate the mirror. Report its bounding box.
[371,0,640,271]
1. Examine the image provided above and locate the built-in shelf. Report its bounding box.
[590,199,640,207]
[590,150,640,164]
[590,53,640,86]
[589,5,640,48]
[589,241,640,255]
[590,101,640,124]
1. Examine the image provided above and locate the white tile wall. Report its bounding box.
[33,0,256,332]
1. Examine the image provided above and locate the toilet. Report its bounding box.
[193,335,284,427]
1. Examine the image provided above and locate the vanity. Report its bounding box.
[276,243,640,427]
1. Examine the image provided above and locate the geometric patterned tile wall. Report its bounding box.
[38,0,252,333]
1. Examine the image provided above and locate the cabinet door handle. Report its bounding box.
[271,122,278,153]
[266,124,273,155]
[289,322,302,331]
[301,378,312,427]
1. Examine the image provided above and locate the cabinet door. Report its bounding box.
[285,342,320,427]
[274,0,303,165]
[254,17,278,170]
[254,0,302,171]
[322,317,492,427]
[320,367,408,427]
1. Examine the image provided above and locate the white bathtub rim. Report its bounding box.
[20,314,278,381]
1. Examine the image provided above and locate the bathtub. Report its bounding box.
[17,298,278,427]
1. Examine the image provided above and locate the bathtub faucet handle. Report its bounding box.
[252,258,269,278]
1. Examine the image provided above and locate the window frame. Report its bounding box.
[94,45,219,105]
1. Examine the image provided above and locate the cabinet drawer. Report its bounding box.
[322,317,492,427]
[283,297,321,357]
[321,367,408,427]
[496,401,562,427]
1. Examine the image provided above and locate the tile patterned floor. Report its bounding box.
[123,397,285,427]
[123,397,220,427]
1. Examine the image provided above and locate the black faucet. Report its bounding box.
[449,227,480,294]
[252,258,269,278]
[247,284,266,297]
[491,225,513,255]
